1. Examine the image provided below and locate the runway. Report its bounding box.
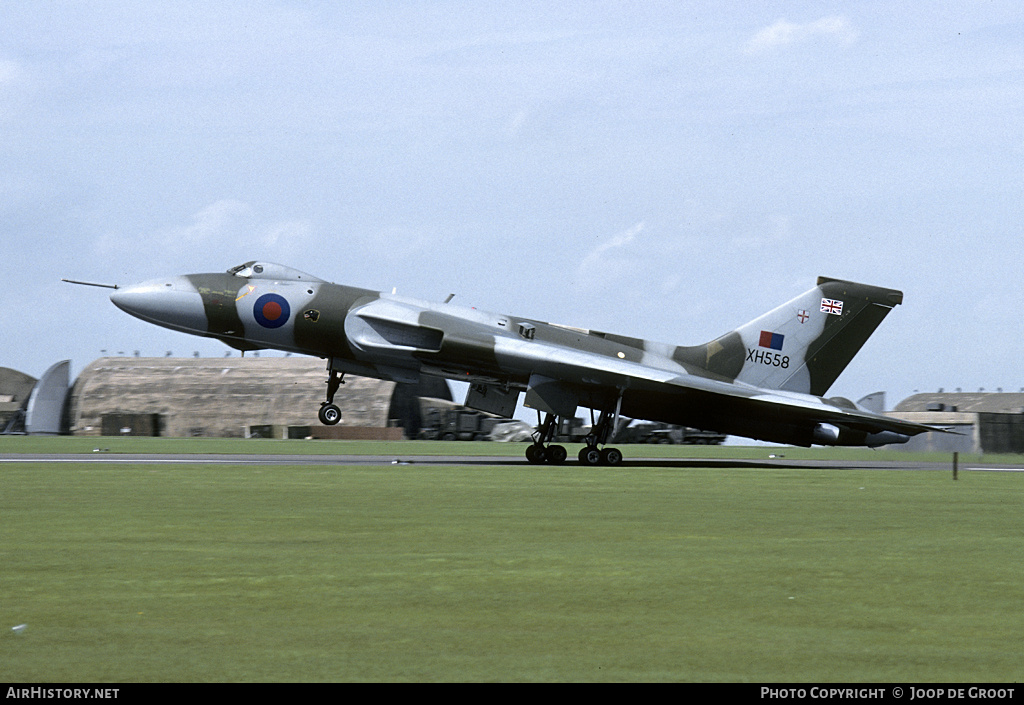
[2,451,1021,472]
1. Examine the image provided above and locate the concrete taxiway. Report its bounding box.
[1,451,1021,472]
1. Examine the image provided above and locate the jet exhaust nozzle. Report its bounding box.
[864,431,910,447]
[813,422,910,447]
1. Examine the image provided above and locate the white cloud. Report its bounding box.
[158,199,255,249]
[95,200,314,272]
[0,58,36,122]
[744,16,858,54]
[0,59,28,87]
[729,214,793,251]
[258,219,313,250]
[506,109,530,137]
[575,221,645,281]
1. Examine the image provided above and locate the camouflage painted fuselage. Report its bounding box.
[110,261,937,447]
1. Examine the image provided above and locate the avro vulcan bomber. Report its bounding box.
[70,262,943,464]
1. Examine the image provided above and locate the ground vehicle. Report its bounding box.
[551,418,726,445]
[418,404,532,441]
[616,421,727,445]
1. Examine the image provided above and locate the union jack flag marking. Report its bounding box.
[821,298,843,315]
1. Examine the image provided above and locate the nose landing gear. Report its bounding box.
[318,403,342,425]
[318,362,344,425]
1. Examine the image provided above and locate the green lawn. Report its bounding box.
[1,441,1021,681]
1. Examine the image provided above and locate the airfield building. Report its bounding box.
[1,361,71,435]
[66,357,452,439]
[0,366,37,432]
[887,392,1024,453]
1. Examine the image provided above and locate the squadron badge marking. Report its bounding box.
[759,330,785,351]
[747,329,790,368]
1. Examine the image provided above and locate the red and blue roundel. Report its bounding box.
[253,293,291,329]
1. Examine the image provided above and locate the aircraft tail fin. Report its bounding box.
[677,277,903,396]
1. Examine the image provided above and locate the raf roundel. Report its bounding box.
[253,293,291,329]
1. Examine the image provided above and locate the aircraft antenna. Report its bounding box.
[62,279,119,290]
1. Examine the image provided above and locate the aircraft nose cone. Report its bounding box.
[110,276,208,335]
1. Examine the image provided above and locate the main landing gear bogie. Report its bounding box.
[575,445,623,466]
[575,446,623,466]
[526,443,568,465]
[525,410,624,466]
[527,441,622,466]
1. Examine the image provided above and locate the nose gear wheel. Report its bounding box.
[318,362,345,425]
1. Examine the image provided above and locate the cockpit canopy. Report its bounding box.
[227,261,325,283]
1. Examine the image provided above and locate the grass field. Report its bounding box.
[1,437,1022,682]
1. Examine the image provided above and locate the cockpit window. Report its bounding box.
[227,262,256,276]
[227,261,324,283]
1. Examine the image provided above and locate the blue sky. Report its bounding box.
[2,2,1022,412]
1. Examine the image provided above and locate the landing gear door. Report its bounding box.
[523,374,579,418]
[465,383,520,418]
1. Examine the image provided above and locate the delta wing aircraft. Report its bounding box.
[77,262,942,464]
